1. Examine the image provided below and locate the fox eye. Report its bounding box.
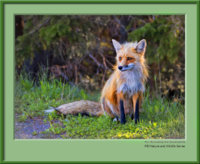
[119,57,122,61]
[127,57,133,60]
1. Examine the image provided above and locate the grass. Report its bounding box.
[15,73,185,139]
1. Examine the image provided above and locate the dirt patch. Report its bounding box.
[15,115,63,139]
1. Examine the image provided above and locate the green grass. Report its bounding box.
[15,73,95,117]
[15,74,185,139]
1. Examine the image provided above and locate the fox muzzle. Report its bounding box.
[118,63,134,71]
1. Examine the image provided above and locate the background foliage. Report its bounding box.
[15,15,185,100]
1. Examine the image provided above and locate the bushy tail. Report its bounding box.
[45,100,104,117]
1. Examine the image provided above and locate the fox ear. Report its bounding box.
[136,39,147,54]
[112,39,122,52]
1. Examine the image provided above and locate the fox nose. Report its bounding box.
[118,66,123,70]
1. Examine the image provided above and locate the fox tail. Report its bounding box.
[45,100,104,117]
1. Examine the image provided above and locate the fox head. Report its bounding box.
[112,39,147,72]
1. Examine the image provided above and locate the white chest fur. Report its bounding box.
[117,67,144,97]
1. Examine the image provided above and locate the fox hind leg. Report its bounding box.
[101,97,116,118]
[113,116,119,122]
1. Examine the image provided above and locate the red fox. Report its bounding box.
[100,39,148,124]
[49,39,148,124]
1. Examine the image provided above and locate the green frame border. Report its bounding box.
[0,0,199,4]
[0,0,199,163]
[0,0,4,163]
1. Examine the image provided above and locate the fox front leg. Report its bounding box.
[132,94,139,124]
[135,98,139,124]
[120,100,126,124]
[118,92,126,124]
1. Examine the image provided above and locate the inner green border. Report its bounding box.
[197,1,200,164]
[1,1,199,163]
